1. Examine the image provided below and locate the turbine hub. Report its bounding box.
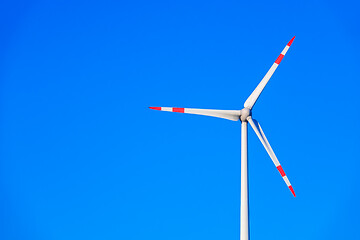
[240,108,251,122]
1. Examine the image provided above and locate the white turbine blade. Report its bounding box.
[247,117,296,197]
[244,37,295,110]
[149,107,241,121]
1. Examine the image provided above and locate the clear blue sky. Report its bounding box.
[1,1,359,239]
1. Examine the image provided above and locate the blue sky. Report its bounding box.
[1,1,360,239]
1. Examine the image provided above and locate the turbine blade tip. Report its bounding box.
[149,107,161,110]
[289,186,296,197]
[287,36,295,46]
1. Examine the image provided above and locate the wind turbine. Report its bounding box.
[149,37,296,240]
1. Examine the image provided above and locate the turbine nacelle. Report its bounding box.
[240,108,251,122]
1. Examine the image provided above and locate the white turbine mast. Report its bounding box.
[149,37,296,240]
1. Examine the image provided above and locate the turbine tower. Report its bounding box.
[149,37,296,240]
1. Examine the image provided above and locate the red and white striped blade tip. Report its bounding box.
[289,186,296,197]
[149,107,161,110]
[276,165,296,197]
[287,36,295,46]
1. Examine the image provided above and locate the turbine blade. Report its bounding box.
[247,117,296,197]
[244,36,295,109]
[149,107,241,121]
